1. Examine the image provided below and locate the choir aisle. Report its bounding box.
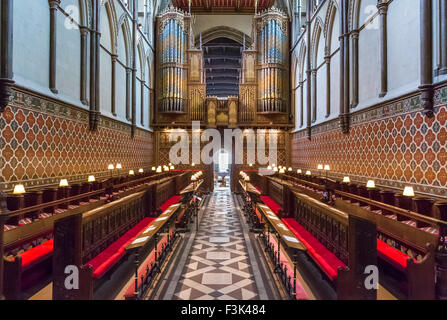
[156,187,279,300]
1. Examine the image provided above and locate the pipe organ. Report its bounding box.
[255,9,289,114]
[157,8,189,113]
[154,7,290,128]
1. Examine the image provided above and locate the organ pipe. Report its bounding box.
[157,9,187,113]
[256,10,288,113]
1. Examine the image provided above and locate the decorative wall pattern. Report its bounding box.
[291,86,447,198]
[0,88,154,191]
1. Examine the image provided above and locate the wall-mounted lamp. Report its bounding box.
[13,184,26,194]
[366,180,376,189]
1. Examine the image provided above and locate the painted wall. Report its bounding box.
[1,0,155,189]
[290,0,447,198]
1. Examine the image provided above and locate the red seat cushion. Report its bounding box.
[160,195,182,213]
[19,239,54,270]
[283,218,346,281]
[261,196,282,215]
[377,239,412,272]
[85,217,155,279]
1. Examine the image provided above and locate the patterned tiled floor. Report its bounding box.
[173,187,260,300]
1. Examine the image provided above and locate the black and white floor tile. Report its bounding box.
[173,187,260,300]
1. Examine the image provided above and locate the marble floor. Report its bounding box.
[171,187,266,300]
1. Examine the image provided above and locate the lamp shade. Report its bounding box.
[191,162,195,166]
[170,165,174,170]
[59,179,69,187]
[324,165,330,171]
[13,184,26,194]
[116,163,122,169]
[297,169,302,174]
[403,186,415,197]
[279,168,285,174]
[267,165,272,170]
[273,167,278,172]
[244,176,250,181]
[108,164,114,170]
[88,175,96,182]
[129,170,135,176]
[156,166,162,173]
[152,167,156,171]
[366,180,376,188]
[318,164,323,170]
[343,176,350,183]
[138,168,144,173]
[305,170,311,176]
[249,163,253,167]
[288,167,292,171]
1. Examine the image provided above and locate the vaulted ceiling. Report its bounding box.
[155,0,291,16]
[172,0,275,13]
[204,37,242,97]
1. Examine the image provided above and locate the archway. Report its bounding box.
[214,148,231,188]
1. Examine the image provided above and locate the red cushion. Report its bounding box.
[19,239,54,270]
[261,196,282,215]
[254,186,262,194]
[377,239,412,272]
[283,218,346,281]
[86,217,155,279]
[160,195,182,213]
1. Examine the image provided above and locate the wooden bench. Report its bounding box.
[285,191,377,299]
[278,172,440,299]
[1,172,177,299]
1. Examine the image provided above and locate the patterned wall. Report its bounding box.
[291,86,447,198]
[0,88,154,191]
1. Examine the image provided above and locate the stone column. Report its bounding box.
[131,0,137,138]
[339,0,350,133]
[377,1,388,98]
[306,0,312,140]
[299,81,304,127]
[420,0,434,117]
[126,68,131,120]
[324,51,331,117]
[89,0,97,130]
[0,0,14,112]
[49,0,61,94]
[94,0,101,122]
[311,69,317,123]
[141,80,145,126]
[111,54,117,116]
[350,29,359,109]
[80,27,89,105]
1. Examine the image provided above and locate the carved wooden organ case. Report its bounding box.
[155,7,206,126]
[154,7,291,128]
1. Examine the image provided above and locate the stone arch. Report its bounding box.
[324,0,339,54]
[349,0,362,31]
[298,41,306,82]
[196,26,253,48]
[311,17,324,70]
[137,39,146,80]
[118,14,132,67]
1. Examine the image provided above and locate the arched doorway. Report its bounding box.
[214,148,231,187]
